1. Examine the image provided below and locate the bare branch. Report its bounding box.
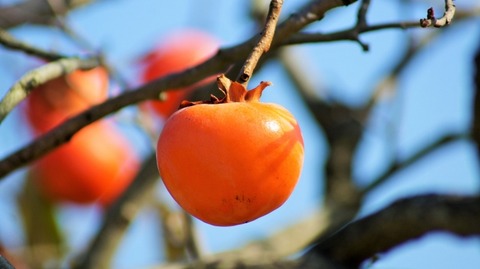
[151,194,480,269]
[0,28,67,60]
[0,255,14,269]
[0,0,94,29]
[278,48,364,233]
[362,132,467,194]
[183,213,203,260]
[285,22,419,47]
[236,0,283,86]
[420,0,456,28]
[0,28,103,123]
[285,0,473,48]
[82,176,332,269]
[0,57,100,124]
[302,194,480,267]
[353,0,371,50]
[471,34,480,157]
[74,154,159,269]
[153,258,297,269]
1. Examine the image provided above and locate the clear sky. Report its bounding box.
[0,0,479,268]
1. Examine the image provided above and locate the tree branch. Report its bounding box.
[236,0,283,86]
[0,255,14,269]
[278,49,365,242]
[0,0,94,29]
[284,0,467,48]
[73,154,159,269]
[285,21,419,47]
[302,194,480,267]
[362,132,468,194]
[0,57,100,124]
[0,28,67,60]
[150,194,480,269]
[352,0,371,50]
[471,34,480,158]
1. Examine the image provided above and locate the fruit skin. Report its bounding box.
[156,76,304,226]
[32,120,140,205]
[140,30,218,119]
[23,67,139,206]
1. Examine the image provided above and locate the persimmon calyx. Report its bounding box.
[179,74,271,109]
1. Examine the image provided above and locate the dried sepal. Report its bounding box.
[178,74,271,109]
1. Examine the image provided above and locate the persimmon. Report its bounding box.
[23,67,140,206]
[25,67,109,133]
[156,75,304,226]
[31,120,140,205]
[140,29,218,119]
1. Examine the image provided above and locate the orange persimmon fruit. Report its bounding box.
[140,29,218,119]
[31,120,140,205]
[25,67,109,133]
[23,67,140,206]
[156,75,304,226]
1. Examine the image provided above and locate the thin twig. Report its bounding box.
[46,0,95,50]
[353,0,371,50]
[285,21,419,47]
[420,0,456,28]
[0,0,94,29]
[361,132,467,194]
[236,0,283,86]
[0,28,67,60]
[0,57,101,124]
[43,1,131,88]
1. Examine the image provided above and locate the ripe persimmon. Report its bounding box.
[23,67,140,206]
[156,75,304,226]
[140,29,218,119]
[32,120,140,205]
[25,67,109,133]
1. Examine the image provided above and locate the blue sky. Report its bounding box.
[0,0,479,268]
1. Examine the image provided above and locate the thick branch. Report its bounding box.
[152,194,480,269]
[236,0,283,86]
[302,194,480,267]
